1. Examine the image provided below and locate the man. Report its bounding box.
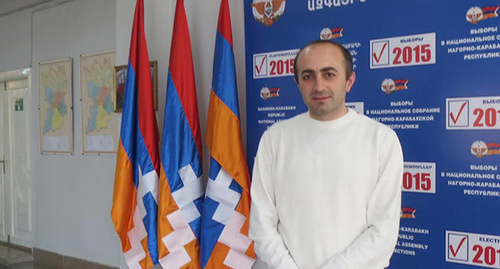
[249,40,403,269]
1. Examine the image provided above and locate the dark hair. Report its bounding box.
[293,40,353,83]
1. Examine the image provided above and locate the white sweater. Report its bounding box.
[250,109,403,269]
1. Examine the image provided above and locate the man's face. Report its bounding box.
[295,43,355,121]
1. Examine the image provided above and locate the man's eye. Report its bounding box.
[302,74,312,80]
[324,72,335,78]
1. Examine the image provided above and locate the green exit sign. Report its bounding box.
[15,98,23,111]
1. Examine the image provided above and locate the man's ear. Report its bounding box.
[345,71,356,93]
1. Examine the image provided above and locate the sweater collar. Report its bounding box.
[306,108,356,129]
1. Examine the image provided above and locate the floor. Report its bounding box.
[0,244,50,269]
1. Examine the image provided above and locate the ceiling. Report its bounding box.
[0,0,53,17]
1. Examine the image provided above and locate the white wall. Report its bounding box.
[0,8,32,71]
[0,0,247,267]
[31,0,120,266]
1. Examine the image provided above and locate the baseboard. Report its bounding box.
[0,241,32,254]
[33,248,118,269]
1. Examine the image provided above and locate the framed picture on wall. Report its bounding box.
[38,58,74,155]
[80,50,119,154]
[113,60,158,112]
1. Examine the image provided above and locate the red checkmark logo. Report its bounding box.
[373,42,388,64]
[449,236,467,257]
[255,55,266,75]
[449,102,467,124]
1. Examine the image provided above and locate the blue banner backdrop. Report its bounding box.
[244,1,500,268]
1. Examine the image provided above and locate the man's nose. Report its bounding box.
[313,76,326,92]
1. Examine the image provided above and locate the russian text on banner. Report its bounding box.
[157,0,204,268]
[111,0,160,268]
[200,0,256,267]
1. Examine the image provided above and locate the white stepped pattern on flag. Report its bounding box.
[124,207,146,268]
[206,167,255,267]
[207,168,240,223]
[172,164,203,222]
[159,210,196,268]
[219,211,255,268]
[124,167,158,268]
[159,164,202,268]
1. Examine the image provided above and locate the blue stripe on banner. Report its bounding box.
[120,63,139,187]
[121,63,158,186]
[212,31,240,118]
[162,70,203,236]
[229,175,243,193]
[200,197,224,267]
[208,156,222,180]
[136,129,157,178]
[163,71,203,191]
[201,159,224,267]
[142,191,159,263]
[137,127,159,265]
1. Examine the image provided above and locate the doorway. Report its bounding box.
[0,68,33,249]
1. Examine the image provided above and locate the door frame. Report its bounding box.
[0,68,34,248]
[0,81,7,243]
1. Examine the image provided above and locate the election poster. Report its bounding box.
[244,1,500,268]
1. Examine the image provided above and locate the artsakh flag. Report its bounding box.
[482,6,499,20]
[110,0,160,267]
[200,0,256,267]
[486,143,500,155]
[331,27,343,38]
[157,0,204,267]
[401,207,416,219]
[394,79,409,91]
